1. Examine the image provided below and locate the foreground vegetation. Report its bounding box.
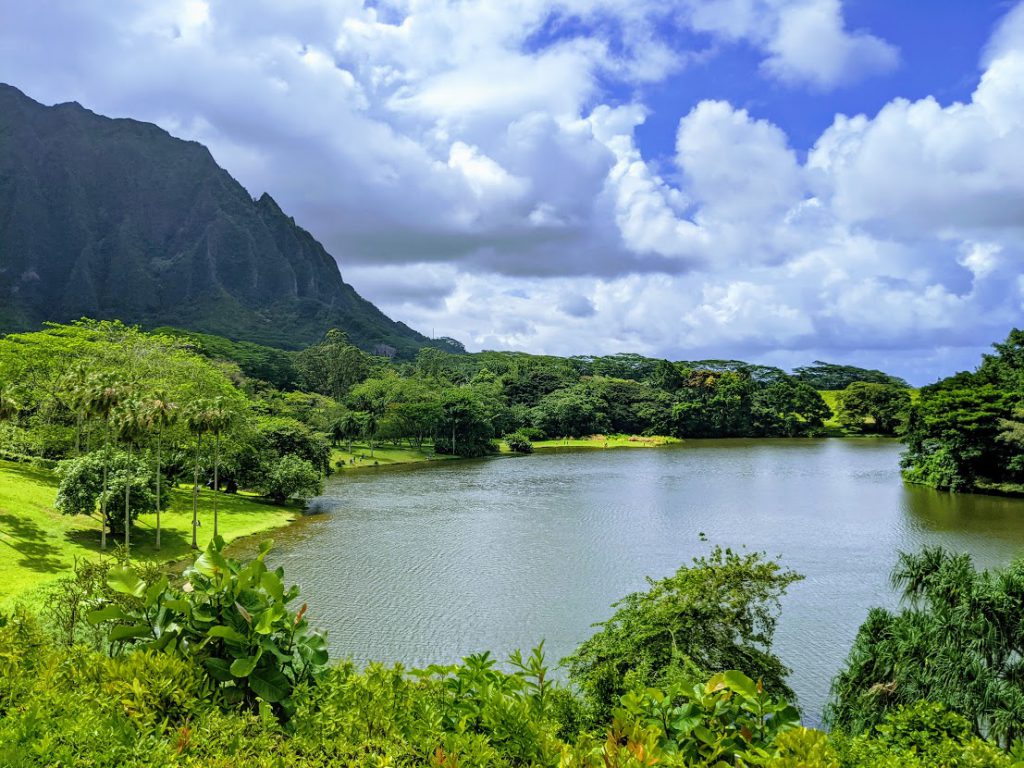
[2,540,1022,767]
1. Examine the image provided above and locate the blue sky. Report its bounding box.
[1,0,1023,383]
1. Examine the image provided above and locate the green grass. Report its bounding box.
[529,435,681,450]
[330,442,459,471]
[0,460,296,608]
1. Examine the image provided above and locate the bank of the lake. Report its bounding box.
[268,437,1024,726]
[0,459,298,608]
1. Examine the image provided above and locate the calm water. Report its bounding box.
[269,439,1024,724]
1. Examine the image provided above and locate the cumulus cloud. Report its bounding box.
[2,0,1023,382]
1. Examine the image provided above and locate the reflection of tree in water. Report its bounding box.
[900,484,1024,567]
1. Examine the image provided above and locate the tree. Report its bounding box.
[82,375,124,550]
[114,398,147,552]
[294,329,375,400]
[203,397,240,539]
[257,455,323,505]
[142,393,178,550]
[564,546,802,724]
[835,382,911,434]
[185,401,213,550]
[56,451,165,536]
[827,548,1024,747]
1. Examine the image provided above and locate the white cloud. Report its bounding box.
[685,0,898,89]
[2,0,1023,382]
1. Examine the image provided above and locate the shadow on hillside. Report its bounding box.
[0,513,64,573]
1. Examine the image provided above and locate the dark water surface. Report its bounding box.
[269,439,1024,724]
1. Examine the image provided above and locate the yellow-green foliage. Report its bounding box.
[0,460,294,608]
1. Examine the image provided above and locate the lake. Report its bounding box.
[269,439,1024,724]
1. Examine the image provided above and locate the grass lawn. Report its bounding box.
[0,460,296,608]
[330,441,459,470]
[529,435,681,450]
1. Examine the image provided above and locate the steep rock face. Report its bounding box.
[0,84,438,354]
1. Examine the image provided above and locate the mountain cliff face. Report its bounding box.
[0,84,442,355]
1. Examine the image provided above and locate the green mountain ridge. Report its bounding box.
[0,83,450,356]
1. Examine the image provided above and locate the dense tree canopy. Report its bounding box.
[902,330,1024,491]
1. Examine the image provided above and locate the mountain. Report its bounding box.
[0,84,452,356]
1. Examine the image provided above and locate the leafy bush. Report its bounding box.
[564,546,802,724]
[504,430,534,453]
[55,449,166,534]
[87,536,329,719]
[255,454,323,505]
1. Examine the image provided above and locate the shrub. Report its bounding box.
[55,449,166,534]
[87,537,329,719]
[504,430,534,454]
[256,454,323,505]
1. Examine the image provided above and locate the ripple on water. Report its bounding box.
[268,440,1024,724]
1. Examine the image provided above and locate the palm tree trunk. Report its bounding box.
[101,423,108,550]
[155,432,162,550]
[191,434,201,549]
[213,432,219,539]
[124,442,131,553]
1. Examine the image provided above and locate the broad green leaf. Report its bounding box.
[207,625,246,644]
[230,654,260,678]
[144,575,169,608]
[108,624,152,642]
[204,657,233,682]
[723,670,758,699]
[254,609,276,635]
[107,566,146,598]
[87,605,129,624]
[260,571,284,603]
[193,545,230,577]
[248,663,290,703]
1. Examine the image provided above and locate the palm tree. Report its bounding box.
[337,411,360,455]
[203,397,238,539]
[83,375,123,550]
[115,399,147,554]
[0,383,21,425]
[61,364,91,455]
[142,393,178,550]
[363,412,378,458]
[185,401,212,550]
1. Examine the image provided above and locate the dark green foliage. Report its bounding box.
[901,330,1024,491]
[793,361,909,390]
[87,537,328,718]
[294,329,378,399]
[564,546,802,724]
[0,85,451,357]
[55,449,167,535]
[835,382,911,435]
[153,327,300,390]
[256,455,323,505]
[827,548,1024,747]
[504,430,535,453]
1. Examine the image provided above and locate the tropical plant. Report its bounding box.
[87,536,329,718]
[114,398,147,551]
[565,546,802,724]
[55,450,165,537]
[141,393,178,549]
[827,548,1024,747]
[81,374,125,549]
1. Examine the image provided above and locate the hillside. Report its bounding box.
[0,84,449,356]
